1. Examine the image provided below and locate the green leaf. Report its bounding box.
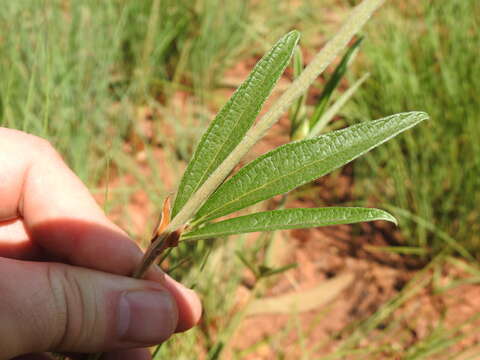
[258,263,298,278]
[183,207,397,241]
[308,72,370,138]
[364,245,428,255]
[289,46,306,131]
[194,111,428,222]
[172,30,300,217]
[310,36,363,129]
[235,251,259,277]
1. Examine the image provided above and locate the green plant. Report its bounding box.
[289,36,367,141]
[136,0,426,278]
[84,0,428,358]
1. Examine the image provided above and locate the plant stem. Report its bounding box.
[86,235,170,360]
[132,232,171,278]
[152,342,163,359]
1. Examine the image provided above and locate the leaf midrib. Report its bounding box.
[189,41,289,199]
[184,221,335,239]
[198,140,359,220]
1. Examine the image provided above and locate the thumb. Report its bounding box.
[0,257,178,359]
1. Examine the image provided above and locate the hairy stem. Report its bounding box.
[132,232,171,278]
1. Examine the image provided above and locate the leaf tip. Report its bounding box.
[416,111,430,121]
[287,29,301,40]
[408,111,430,124]
[285,30,301,49]
[382,211,398,226]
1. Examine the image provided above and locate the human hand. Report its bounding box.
[0,128,201,360]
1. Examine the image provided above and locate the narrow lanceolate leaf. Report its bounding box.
[183,207,396,241]
[309,36,364,130]
[195,111,428,222]
[308,72,370,138]
[172,30,300,217]
[289,46,305,132]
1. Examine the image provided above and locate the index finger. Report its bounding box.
[0,127,141,274]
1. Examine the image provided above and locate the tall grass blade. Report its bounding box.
[309,36,364,129]
[308,73,370,137]
[384,204,475,261]
[172,30,300,217]
[183,207,396,241]
[194,112,427,222]
[289,46,307,139]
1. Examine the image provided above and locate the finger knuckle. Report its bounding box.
[29,136,58,158]
[44,263,70,349]
[45,263,90,350]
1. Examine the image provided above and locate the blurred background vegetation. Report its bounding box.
[1,0,479,359]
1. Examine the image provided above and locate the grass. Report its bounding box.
[323,255,480,360]
[0,0,251,183]
[1,0,478,359]
[348,0,480,256]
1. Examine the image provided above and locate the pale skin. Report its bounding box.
[0,128,202,360]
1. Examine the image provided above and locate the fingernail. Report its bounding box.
[163,274,202,330]
[117,290,177,345]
